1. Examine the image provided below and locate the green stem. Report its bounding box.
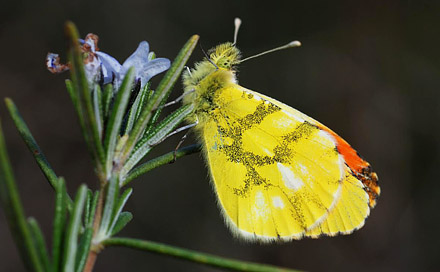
[103,237,301,272]
[84,173,117,272]
[83,187,105,272]
[122,144,201,186]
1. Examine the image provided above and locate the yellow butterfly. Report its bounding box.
[181,19,380,241]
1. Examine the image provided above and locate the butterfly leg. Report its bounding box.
[185,66,192,76]
[172,131,190,163]
[163,89,195,108]
[150,121,198,148]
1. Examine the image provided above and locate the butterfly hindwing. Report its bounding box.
[245,87,378,236]
[247,88,380,209]
[199,84,374,241]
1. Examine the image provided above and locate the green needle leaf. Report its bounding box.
[52,177,68,272]
[88,191,100,227]
[107,188,132,236]
[83,189,93,229]
[62,184,87,272]
[103,237,302,272]
[102,84,114,120]
[4,98,73,210]
[93,85,104,139]
[65,21,105,171]
[97,175,119,240]
[75,190,98,272]
[0,120,43,272]
[123,144,201,186]
[28,217,50,271]
[121,35,199,163]
[65,79,81,126]
[84,190,99,229]
[120,103,194,180]
[125,82,151,135]
[75,225,93,272]
[109,212,133,236]
[135,84,153,123]
[103,68,135,178]
[142,92,166,137]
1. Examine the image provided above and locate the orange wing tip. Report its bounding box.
[317,125,380,208]
[360,167,380,208]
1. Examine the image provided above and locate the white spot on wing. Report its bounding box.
[272,196,284,208]
[337,154,345,185]
[282,109,305,123]
[277,163,304,191]
[253,191,270,221]
[256,191,265,206]
[317,129,337,148]
[274,117,294,129]
[317,131,346,178]
[297,163,309,176]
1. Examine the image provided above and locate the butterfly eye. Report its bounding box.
[217,57,231,69]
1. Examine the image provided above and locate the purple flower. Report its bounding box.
[96,41,170,89]
[46,53,69,73]
[47,33,171,89]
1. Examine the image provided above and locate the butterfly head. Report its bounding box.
[182,42,241,96]
[182,18,300,120]
[208,42,241,70]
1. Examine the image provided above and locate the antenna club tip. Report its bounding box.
[288,41,302,47]
[234,18,242,25]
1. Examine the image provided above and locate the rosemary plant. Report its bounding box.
[0,22,300,272]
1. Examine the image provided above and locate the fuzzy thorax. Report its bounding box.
[182,42,241,124]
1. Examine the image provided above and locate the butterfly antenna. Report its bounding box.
[239,40,302,63]
[232,17,242,45]
[199,42,219,69]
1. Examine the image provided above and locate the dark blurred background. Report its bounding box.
[1,0,439,271]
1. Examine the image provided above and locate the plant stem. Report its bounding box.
[83,251,97,272]
[103,237,302,272]
[83,183,105,272]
